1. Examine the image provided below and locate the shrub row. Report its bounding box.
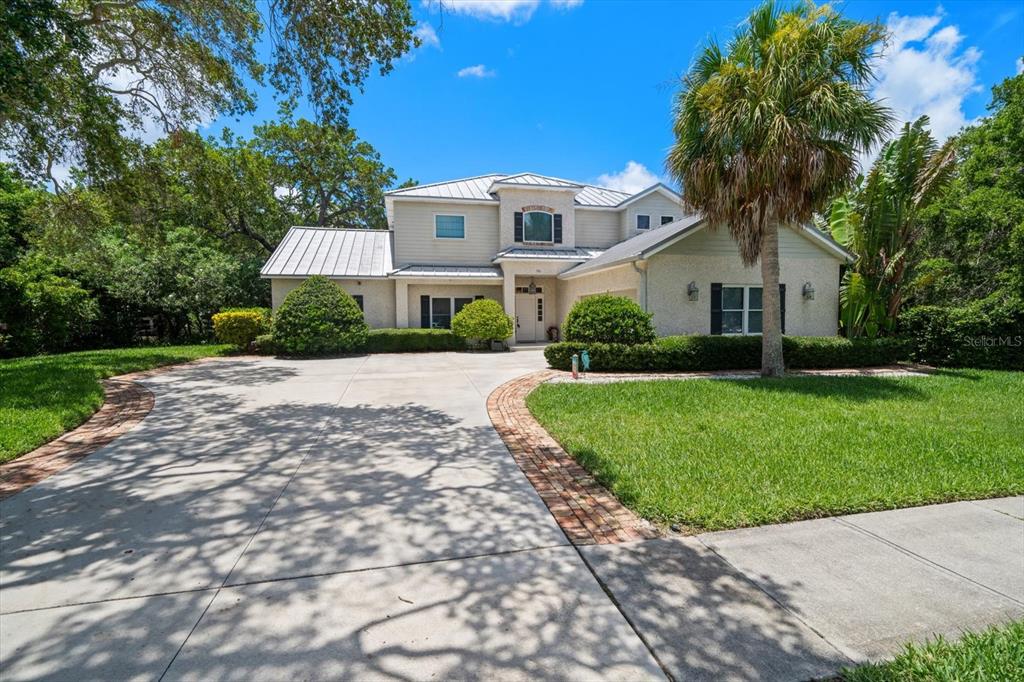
[543,335,909,372]
[899,295,1023,370]
[362,328,466,353]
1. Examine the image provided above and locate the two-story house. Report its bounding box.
[261,173,852,343]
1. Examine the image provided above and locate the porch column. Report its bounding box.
[394,279,409,328]
[502,269,516,321]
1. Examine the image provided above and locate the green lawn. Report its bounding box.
[527,370,1024,531]
[842,620,1024,681]
[0,345,232,463]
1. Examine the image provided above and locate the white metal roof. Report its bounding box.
[490,173,582,189]
[494,246,605,261]
[260,227,393,278]
[385,173,633,207]
[390,264,503,279]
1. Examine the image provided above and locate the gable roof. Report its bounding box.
[560,217,853,279]
[260,227,393,278]
[560,214,705,278]
[385,173,634,207]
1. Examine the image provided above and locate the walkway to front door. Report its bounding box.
[515,287,544,342]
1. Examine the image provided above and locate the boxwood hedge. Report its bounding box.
[543,335,908,372]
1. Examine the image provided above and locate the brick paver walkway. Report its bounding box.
[487,371,659,545]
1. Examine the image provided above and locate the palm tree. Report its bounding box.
[667,0,892,376]
[827,116,957,337]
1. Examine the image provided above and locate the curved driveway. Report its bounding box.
[1,352,663,681]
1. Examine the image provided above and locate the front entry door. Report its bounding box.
[515,291,544,342]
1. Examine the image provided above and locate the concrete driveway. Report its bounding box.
[0,351,663,681]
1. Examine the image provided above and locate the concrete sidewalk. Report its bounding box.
[584,496,1024,680]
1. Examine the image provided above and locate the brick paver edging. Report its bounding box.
[487,371,659,545]
[0,358,227,500]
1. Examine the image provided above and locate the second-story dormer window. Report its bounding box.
[514,210,562,243]
[524,211,553,242]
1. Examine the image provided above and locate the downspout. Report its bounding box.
[632,259,649,311]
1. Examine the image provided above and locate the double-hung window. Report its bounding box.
[435,214,465,239]
[636,214,651,230]
[721,286,763,335]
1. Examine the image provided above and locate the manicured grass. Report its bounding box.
[527,370,1024,531]
[842,620,1024,681]
[0,345,232,463]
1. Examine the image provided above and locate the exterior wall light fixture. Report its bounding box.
[687,281,699,301]
[802,281,815,300]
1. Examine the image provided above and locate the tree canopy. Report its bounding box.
[0,0,417,186]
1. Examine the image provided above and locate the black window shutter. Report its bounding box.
[779,284,786,334]
[420,295,430,328]
[553,214,563,244]
[514,212,523,242]
[710,283,722,335]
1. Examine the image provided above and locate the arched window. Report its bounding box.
[523,211,553,243]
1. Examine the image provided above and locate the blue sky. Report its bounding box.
[211,0,1024,193]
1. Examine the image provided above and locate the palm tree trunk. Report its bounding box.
[760,220,785,377]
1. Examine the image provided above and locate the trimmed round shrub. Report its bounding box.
[562,294,655,345]
[272,276,368,355]
[451,299,513,344]
[212,310,270,349]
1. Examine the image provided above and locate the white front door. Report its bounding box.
[515,291,544,342]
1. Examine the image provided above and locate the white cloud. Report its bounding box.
[550,0,583,9]
[457,64,496,78]
[873,9,983,143]
[596,161,662,194]
[414,23,441,49]
[1017,57,1023,75]
[438,0,539,23]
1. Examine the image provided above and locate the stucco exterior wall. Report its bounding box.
[271,277,396,329]
[556,264,641,325]
[391,200,500,267]
[645,226,841,336]
[496,187,578,251]
[404,283,502,328]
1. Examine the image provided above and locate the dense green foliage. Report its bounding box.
[842,620,1024,682]
[667,0,891,375]
[451,299,513,344]
[827,117,956,337]
[272,276,367,355]
[0,253,98,356]
[0,113,405,356]
[900,295,1024,370]
[0,0,417,185]
[527,371,1024,530]
[0,344,230,462]
[544,335,907,372]
[562,295,655,345]
[362,328,466,353]
[918,74,1024,305]
[211,309,270,349]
